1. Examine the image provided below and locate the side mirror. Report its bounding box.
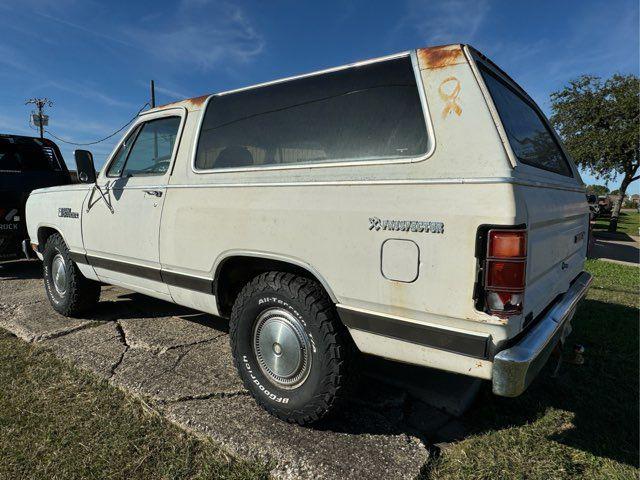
[74,150,97,184]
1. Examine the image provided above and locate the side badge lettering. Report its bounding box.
[58,208,79,219]
[369,217,444,234]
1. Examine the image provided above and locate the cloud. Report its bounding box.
[125,1,264,70]
[394,0,490,46]
[36,80,136,109]
[154,85,191,101]
[0,45,35,74]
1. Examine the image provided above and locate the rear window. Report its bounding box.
[479,67,572,177]
[195,56,428,170]
[0,141,62,172]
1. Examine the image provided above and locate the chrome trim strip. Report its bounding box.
[190,50,436,174]
[164,176,585,192]
[492,271,593,397]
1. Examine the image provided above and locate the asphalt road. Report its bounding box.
[0,259,478,479]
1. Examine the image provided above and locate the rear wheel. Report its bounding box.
[43,233,100,317]
[230,271,352,425]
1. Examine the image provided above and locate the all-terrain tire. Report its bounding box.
[43,233,100,317]
[230,271,353,425]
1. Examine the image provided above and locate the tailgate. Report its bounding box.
[520,186,589,319]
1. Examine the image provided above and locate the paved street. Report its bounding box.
[0,259,479,480]
[592,233,639,267]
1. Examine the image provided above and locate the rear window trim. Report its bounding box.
[477,64,574,178]
[191,50,435,174]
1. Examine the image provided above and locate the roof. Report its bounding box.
[145,44,468,115]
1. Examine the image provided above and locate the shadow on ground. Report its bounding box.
[0,259,42,280]
[449,299,639,469]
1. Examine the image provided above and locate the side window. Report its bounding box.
[107,117,181,177]
[479,66,572,177]
[195,56,428,170]
[0,148,23,171]
[123,117,181,177]
[107,125,140,177]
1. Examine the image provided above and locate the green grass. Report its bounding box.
[426,259,639,480]
[594,210,640,236]
[0,331,270,480]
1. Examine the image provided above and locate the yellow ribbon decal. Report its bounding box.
[438,76,462,119]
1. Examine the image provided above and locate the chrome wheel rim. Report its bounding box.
[252,308,312,389]
[51,253,67,296]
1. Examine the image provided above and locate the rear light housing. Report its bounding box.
[476,228,527,317]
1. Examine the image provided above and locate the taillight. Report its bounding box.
[484,229,527,317]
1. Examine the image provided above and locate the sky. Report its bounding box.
[0,0,638,193]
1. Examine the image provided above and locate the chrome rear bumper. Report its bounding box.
[492,271,593,397]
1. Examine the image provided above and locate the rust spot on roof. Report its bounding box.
[417,44,465,70]
[153,94,210,110]
[187,94,209,107]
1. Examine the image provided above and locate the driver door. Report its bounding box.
[82,109,185,297]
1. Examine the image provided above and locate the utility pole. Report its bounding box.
[25,97,53,139]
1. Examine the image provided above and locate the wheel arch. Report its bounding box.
[36,224,65,253]
[213,251,338,318]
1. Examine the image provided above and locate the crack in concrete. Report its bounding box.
[160,332,226,354]
[110,321,130,378]
[33,321,105,342]
[163,390,249,404]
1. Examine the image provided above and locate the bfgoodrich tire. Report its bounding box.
[230,271,353,425]
[43,233,100,317]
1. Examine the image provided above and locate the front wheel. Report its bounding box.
[230,272,353,425]
[43,233,101,317]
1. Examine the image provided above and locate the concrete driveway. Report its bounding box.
[0,259,480,480]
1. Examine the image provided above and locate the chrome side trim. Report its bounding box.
[190,50,436,174]
[163,176,585,192]
[492,271,593,397]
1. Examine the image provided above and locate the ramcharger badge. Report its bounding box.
[369,217,444,234]
[58,207,79,219]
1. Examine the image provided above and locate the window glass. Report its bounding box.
[0,147,22,171]
[107,126,140,177]
[0,143,59,172]
[120,117,181,177]
[195,56,428,170]
[479,67,572,177]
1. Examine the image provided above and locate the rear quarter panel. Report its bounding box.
[161,47,523,349]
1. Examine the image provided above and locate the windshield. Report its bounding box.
[479,66,573,177]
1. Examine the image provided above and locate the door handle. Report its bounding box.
[144,190,163,197]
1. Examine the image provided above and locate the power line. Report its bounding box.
[45,102,150,146]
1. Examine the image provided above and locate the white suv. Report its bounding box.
[26,44,592,424]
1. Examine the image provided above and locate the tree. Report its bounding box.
[550,74,639,232]
[586,184,610,196]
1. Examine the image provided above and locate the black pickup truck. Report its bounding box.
[0,134,72,260]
